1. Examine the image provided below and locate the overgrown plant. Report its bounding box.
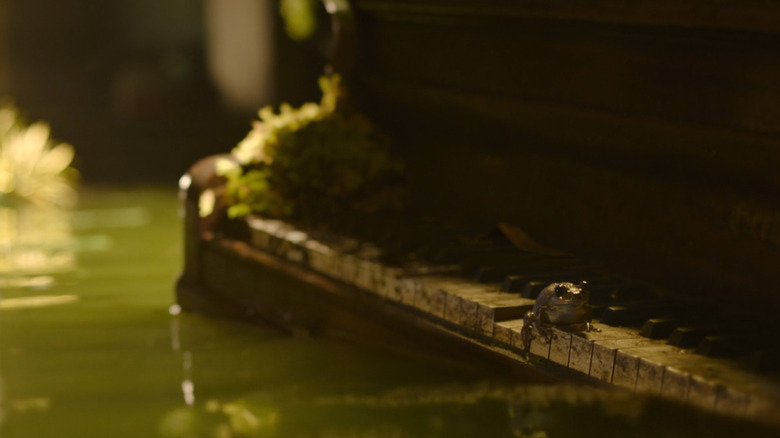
[203,75,403,219]
[0,105,78,207]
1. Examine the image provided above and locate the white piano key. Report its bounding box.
[606,341,672,389]
[509,324,527,351]
[250,228,273,250]
[637,356,665,394]
[549,328,573,366]
[612,344,681,392]
[353,259,377,291]
[377,272,402,301]
[567,324,636,376]
[715,385,749,415]
[337,253,360,284]
[635,348,749,410]
[443,286,492,325]
[661,365,691,400]
[494,319,525,346]
[528,326,551,359]
[476,296,534,336]
[398,276,420,306]
[689,374,719,410]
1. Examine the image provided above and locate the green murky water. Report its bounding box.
[0,189,777,437]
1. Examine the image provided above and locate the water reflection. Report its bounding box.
[0,205,76,288]
[166,310,778,438]
[1,189,777,438]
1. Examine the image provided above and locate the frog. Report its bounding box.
[520,281,598,352]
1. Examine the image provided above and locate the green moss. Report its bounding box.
[210,75,404,219]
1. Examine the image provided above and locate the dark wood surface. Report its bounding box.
[330,0,780,319]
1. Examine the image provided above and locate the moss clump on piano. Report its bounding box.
[202,75,405,219]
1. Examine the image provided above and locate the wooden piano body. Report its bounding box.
[177,0,780,426]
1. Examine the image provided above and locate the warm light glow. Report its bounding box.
[0,294,79,309]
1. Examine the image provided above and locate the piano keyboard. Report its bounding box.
[204,213,780,425]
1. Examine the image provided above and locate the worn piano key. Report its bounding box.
[748,349,780,373]
[599,301,677,327]
[494,319,525,346]
[612,344,683,391]
[442,284,494,326]
[640,318,680,339]
[567,324,637,375]
[410,276,454,319]
[353,259,388,292]
[528,326,552,359]
[397,277,421,306]
[668,326,715,348]
[376,270,403,301]
[409,277,437,313]
[589,338,663,383]
[459,252,570,275]
[459,291,514,334]
[502,275,533,293]
[520,280,551,298]
[549,327,573,366]
[304,239,337,275]
[430,244,519,265]
[634,348,753,411]
[611,283,655,301]
[409,276,478,318]
[470,255,587,282]
[470,254,561,282]
[715,385,750,416]
[337,253,360,284]
[662,365,692,401]
[474,295,534,336]
[695,334,748,358]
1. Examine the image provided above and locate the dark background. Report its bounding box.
[0,0,326,184]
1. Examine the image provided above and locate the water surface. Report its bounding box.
[1,189,776,437]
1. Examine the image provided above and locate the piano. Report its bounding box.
[177,0,780,427]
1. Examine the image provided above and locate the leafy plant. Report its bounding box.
[0,104,78,207]
[204,75,404,219]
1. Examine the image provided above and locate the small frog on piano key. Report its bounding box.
[521,281,599,351]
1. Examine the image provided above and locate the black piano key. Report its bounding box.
[431,244,519,264]
[463,255,579,279]
[599,301,674,327]
[474,266,517,283]
[668,326,713,348]
[502,275,529,292]
[640,318,680,339]
[520,280,551,299]
[505,274,589,296]
[749,350,780,373]
[471,257,562,283]
[610,283,654,301]
[695,334,747,358]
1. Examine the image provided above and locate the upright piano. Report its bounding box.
[178,0,780,426]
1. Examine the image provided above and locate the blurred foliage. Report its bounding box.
[0,104,78,208]
[204,75,404,219]
[279,0,319,41]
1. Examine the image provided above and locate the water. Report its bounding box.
[1,188,777,437]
